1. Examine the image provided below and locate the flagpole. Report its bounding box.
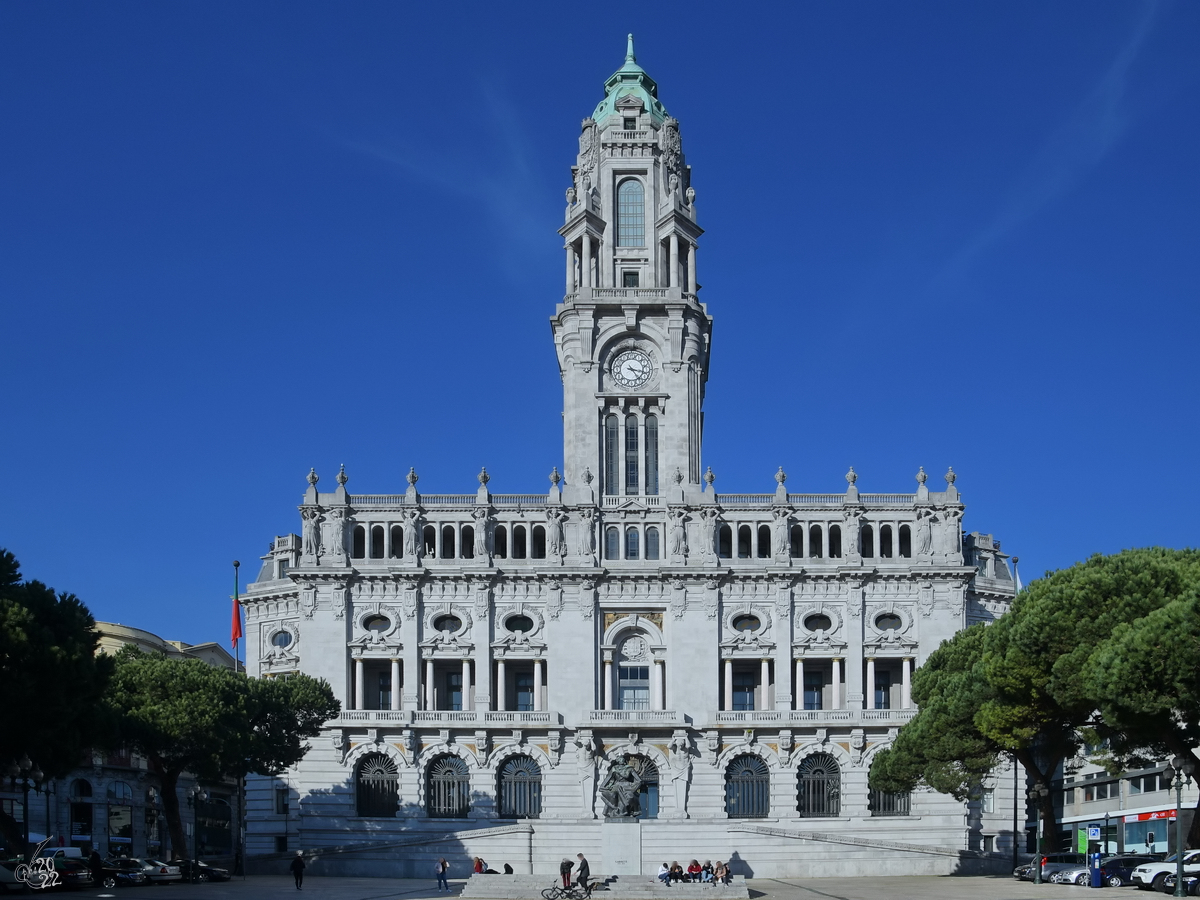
[232,559,244,880]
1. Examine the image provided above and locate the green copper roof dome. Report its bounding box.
[592,34,669,124]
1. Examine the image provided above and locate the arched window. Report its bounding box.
[809,524,823,558]
[107,781,133,802]
[427,755,470,818]
[440,525,455,559]
[737,524,751,558]
[630,756,659,819]
[605,527,620,560]
[423,525,436,557]
[497,756,542,819]
[879,524,893,558]
[797,753,840,818]
[352,525,366,559]
[70,779,92,799]
[494,525,508,559]
[625,415,639,494]
[390,524,402,558]
[512,525,527,559]
[757,524,771,559]
[828,524,842,558]
[461,525,475,559]
[531,525,546,559]
[617,179,645,247]
[790,524,804,558]
[898,524,912,558]
[725,755,769,819]
[645,526,660,560]
[861,525,874,558]
[718,524,732,558]
[625,527,640,560]
[370,525,385,559]
[605,414,619,496]
[645,415,659,495]
[356,752,399,818]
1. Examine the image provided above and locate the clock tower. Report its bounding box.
[553,35,711,504]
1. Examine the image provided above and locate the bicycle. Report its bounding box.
[541,880,597,900]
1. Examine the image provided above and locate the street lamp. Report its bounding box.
[1162,756,1196,898]
[6,755,42,861]
[186,786,208,883]
[1027,783,1050,885]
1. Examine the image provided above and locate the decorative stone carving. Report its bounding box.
[546,508,568,562]
[578,578,595,620]
[667,729,692,818]
[699,508,719,562]
[599,754,643,818]
[321,507,347,564]
[401,583,418,619]
[772,509,791,563]
[851,729,866,765]
[331,586,346,619]
[915,508,934,558]
[662,117,681,174]
[703,578,720,619]
[575,731,597,818]
[575,508,596,563]
[670,579,687,619]
[546,578,564,620]
[472,508,491,561]
[300,588,316,619]
[669,509,688,562]
[300,506,322,560]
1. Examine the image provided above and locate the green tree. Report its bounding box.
[0,549,113,851]
[108,647,339,859]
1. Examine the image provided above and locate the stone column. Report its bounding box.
[390,658,400,711]
[354,657,364,711]
[496,658,506,711]
[652,659,664,711]
[832,658,842,710]
[723,658,733,711]
[687,243,697,294]
[902,657,912,709]
[566,243,575,294]
[760,658,771,709]
[582,234,592,288]
[533,658,543,712]
[603,659,614,710]
[425,658,435,711]
[462,658,472,711]
[795,658,804,710]
[669,233,679,288]
[866,657,876,711]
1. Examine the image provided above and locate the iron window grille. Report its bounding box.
[356,753,399,818]
[725,754,770,818]
[497,756,542,819]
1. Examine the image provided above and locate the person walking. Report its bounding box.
[289,851,305,890]
[435,857,450,892]
[575,853,591,896]
[559,858,574,888]
[88,850,104,888]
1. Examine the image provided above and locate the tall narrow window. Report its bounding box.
[461,526,474,559]
[732,670,756,711]
[618,665,650,710]
[718,525,733,558]
[356,753,399,818]
[726,755,770,819]
[625,527,639,560]
[441,525,455,559]
[427,755,470,818]
[645,526,660,560]
[880,525,893,558]
[803,671,824,710]
[494,525,508,559]
[737,525,752,558]
[862,525,874,558]
[790,524,804,558]
[809,524,823,558]
[625,415,639,494]
[828,524,842,558]
[446,671,463,711]
[377,671,392,710]
[875,670,892,710]
[605,415,619,496]
[423,525,436,557]
[605,527,620,560]
[617,179,645,247]
[797,753,841,818]
[352,525,366,559]
[390,524,402,558]
[644,415,659,495]
[898,524,912,558]
[757,525,771,558]
[512,525,527,559]
[631,757,659,819]
[531,525,546,559]
[370,525,385,559]
[497,756,542,819]
[514,670,534,712]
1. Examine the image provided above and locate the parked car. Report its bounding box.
[48,857,94,891]
[1050,863,1094,885]
[1133,851,1200,892]
[1016,853,1087,881]
[125,858,182,883]
[0,859,28,894]
[98,859,148,889]
[1102,855,1166,888]
[172,860,230,883]
[1159,873,1200,895]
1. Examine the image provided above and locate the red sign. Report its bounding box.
[1124,810,1176,823]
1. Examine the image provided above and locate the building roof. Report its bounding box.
[592,34,669,124]
[96,621,239,670]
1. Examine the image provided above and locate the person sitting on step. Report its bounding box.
[657,863,671,885]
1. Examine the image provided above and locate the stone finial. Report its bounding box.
[336,464,348,486]
[626,33,636,63]
[775,466,787,485]
[307,468,319,486]
[945,466,956,486]
[672,467,684,485]
[583,466,594,485]
[916,466,927,485]
[704,467,715,488]
[845,466,857,486]
[478,467,490,486]
[406,467,419,486]
[549,467,561,487]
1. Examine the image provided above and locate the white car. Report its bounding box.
[1132,851,1200,892]
[128,857,183,883]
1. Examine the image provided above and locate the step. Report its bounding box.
[460,874,748,900]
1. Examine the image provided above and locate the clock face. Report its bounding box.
[611,350,653,388]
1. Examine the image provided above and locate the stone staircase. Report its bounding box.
[459,874,749,900]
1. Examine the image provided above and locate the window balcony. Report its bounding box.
[710,708,918,727]
[584,709,683,726]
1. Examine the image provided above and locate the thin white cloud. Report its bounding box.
[935,1,1161,283]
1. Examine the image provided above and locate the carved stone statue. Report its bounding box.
[301,506,322,558]
[669,509,688,559]
[915,509,934,557]
[599,754,644,818]
[547,509,568,559]
[699,509,720,561]
[772,509,790,560]
[576,733,597,817]
[322,508,347,562]
[472,508,490,560]
[576,508,596,560]
[402,510,420,560]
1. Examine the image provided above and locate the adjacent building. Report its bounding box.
[241,38,1019,878]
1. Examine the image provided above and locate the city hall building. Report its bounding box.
[241,39,1018,879]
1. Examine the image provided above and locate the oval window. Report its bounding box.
[804,614,832,632]
[364,615,391,633]
[507,615,534,634]
[433,615,462,634]
[271,631,293,648]
[875,613,902,631]
[732,614,761,633]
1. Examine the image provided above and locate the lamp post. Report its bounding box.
[6,755,42,861]
[1162,756,1195,898]
[1027,783,1050,885]
[186,787,208,883]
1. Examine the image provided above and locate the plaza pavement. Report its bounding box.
[78,875,1104,900]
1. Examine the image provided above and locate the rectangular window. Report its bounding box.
[622,271,639,287]
[625,416,639,494]
[275,787,289,815]
[274,835,288,853]
[644,416,658,495]
[983,835,995,853]
[377,672,391,711]
[446,672,463,712]
[803,672,824,711]
[982,788,995,813]
[605,416,619,496]
[732,670,756,712]
[618,666,650,710]
[515,671,534,712]
[875,670,892,710]
[623,117,637,130]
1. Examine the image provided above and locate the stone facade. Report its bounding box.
[241,37,1018,879]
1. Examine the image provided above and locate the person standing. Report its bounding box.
[559,858,574,888]
[289,851,305,890]
[575,853,590,895]
[88,850,104,887]
[435,857,450,892]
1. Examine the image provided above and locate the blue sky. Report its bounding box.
[2,1,1197,649]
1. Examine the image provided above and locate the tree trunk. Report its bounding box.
[1013,749,1062,853]
[151,759,187,862]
